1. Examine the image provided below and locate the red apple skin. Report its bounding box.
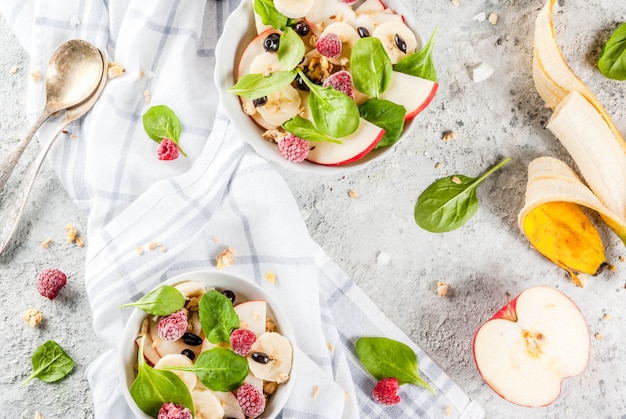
[405,82,438,121]
[315,128,385,166]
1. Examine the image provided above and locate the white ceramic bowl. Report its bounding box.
[215,0,425,175]
[119,270,297,419]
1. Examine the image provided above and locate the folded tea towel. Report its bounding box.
[1,0,484,417]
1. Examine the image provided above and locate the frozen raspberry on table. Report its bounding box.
[323,70,355,99]
[230,328,257,356]
[237,383,266,418]
[36,268,67,300]
[373,377,401,405]
[157,402,192,419]
[278,134,309,163]
[158,138,179,160]
[316,33,342,59]
[157,310,188,341]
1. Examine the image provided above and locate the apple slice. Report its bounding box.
[473,286,590,407]
[234,300,267,338]
[306,118,385,165]
[379,71,438,120]
[149,317,203,359]
[305,0,356,36]
[355,0,386,13]
[135,334,160,367]
[212,391,245,419]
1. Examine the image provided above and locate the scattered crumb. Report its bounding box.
[9,65,18,74]
[435,162,442,169]
[437,280,449,297]
[442,131,457,142]
[451,0,459,7]
[148,241,161,250]
[348,190,358,199]
[595,332,603,340]
[159,245,167,253]
[69,15,80,26]
[65,223,78,242]
[344,391,349,400]
[445,406,454,416]
[70,134,78,140]
[34,412,43,419]
[212,237,220,243]
[265,272,276,284]
[451,176,462,184]
[472,11,486,22]
[216,247,235,269]
[144,89,151,104]
[107,62,126,79]
[376,251,391,266]
[62,130,69,135]
[23,308,43,328]
[471,62,494,82]
[608,264,616,272]
[30,69,42,83]
[40,239,52,249]
[137,71,144,80]
[136,246,144,256]
[603,313,611,320]
[619,255,624,263]
[327,342,334,352]
[75,236,85,247]
[312,385,320,399]
[488,12,499,25]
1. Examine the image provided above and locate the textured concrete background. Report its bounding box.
[1,1,626,418]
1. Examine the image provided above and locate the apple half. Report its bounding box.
[472,286,590,407]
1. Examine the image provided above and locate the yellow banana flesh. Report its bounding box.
[518,0,626,285]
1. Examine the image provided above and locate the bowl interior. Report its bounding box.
[214,0,425,175]
[119,270,296,419]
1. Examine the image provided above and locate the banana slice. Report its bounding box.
[372,21,418,64]
[247,332,293,383]
[213,391,245,419]
[174,280,206,299]
[274,0,314,19]
[154,354,197,391]
[249,52,284,76]
[320,22,360,66]
[255,85,301,127]
[191,389,225,419]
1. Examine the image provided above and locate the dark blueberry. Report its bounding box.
[222,289,236,304]
[252,96,267,107]
[293,20,310,36]
[394,34,407,53]
[357,26,370,38]
[263,33,281,52]
[251,352,272,364]
[182,332,203,346]
[181,348,196,361]
[294,74,309,91]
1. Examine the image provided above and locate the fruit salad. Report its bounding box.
[229,0,438,166]
[127,280,293,419]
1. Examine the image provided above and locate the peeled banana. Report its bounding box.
[518,0,626,286]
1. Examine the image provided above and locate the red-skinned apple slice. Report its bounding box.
[379,71,438,121]
[135,334,160,367]
[149,317,203,359]
[472,286,590,407]
[306,118,385,165]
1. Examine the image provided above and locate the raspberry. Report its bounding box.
[158,138,179,160]
[36,268,67,300]
[230,328,257,356]
[157,310,188,341]
[373,377,401,405]
[316,33,342,59]
[237,383,266,418]
[341,0,357,4]
[278,134,309,163]
[157,402,192,419]
[323,70,355,99]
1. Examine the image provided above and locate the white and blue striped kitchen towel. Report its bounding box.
[0,0,484,417]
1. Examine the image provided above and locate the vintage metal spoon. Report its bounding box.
[0,48,108,256]
[0,39,104,192]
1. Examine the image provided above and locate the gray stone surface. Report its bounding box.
[1,1,625,418]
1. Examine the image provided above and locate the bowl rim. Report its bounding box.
[118,269,297,419]
[214,0,426,175]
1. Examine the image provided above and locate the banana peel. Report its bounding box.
[518,0,626,286]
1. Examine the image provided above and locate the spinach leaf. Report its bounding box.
[229,70,297,99]
[21,340,74,385]
[350,37,393,98]
[166,347,249,392]
[394,27,439,82]
[278,27,305,70]
[130,336,194,417]
[142,105,187,157]
[414,157,510,232]
[359,98,405,148]
[296,69,360,138]
[199,289,240,344]
[598,23,626,80]
[283,116,342,144]
[355,337,435,393]
[254,0,288,31]
[119,285,186,316]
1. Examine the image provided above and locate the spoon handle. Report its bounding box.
[0,110,51,192]
[0,121,68,256]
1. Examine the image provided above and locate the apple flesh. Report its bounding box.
[234,300,267,338]
[379,71,438,121]
[472,286,590,407]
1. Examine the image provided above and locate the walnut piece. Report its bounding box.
[107,62,126,79]
[216,247,235,269]
[66,224,78,242]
